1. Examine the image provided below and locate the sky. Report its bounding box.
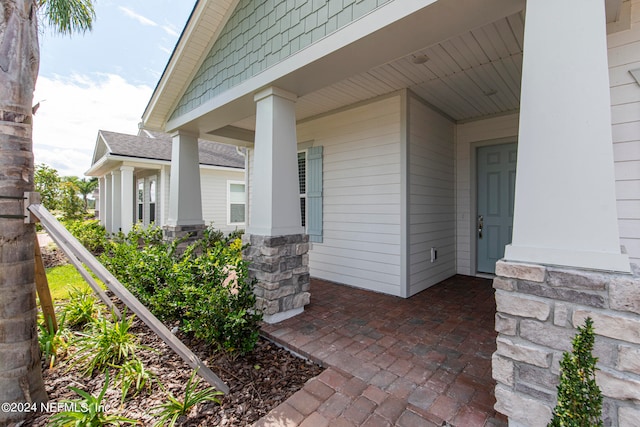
[33,0,196,178]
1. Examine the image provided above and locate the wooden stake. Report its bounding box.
[35,237,57,333]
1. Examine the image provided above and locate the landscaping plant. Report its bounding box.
[101,225,262,354]
[72,311,145,376]
[549,317,603,427]
[152,369,223,427]
[116,357,154,402]
[38,313,72,369]
[64,219,109,255]
[48,373,138,426]
[62,286,100,329]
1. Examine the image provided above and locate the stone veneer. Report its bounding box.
[492,260,640,427]
[242,233,310,323]
[163,224,207,252]
[163,224,207,241]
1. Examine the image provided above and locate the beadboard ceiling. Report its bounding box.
[231,12,524,131]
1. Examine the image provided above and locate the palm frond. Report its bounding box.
[38,0,96,35]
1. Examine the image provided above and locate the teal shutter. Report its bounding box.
[307,146,323,243]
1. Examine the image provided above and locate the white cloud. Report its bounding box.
[161,25,180,37]
[118,6,158,27]
[33,74,152,177]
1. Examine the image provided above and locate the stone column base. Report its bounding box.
[243,233,310,324]
[492,260,640,427]
[162,224,206,248]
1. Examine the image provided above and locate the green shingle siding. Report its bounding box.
[170,0,391,121]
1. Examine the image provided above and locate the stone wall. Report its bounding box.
[242,233,310,323]
[492,260,640,427]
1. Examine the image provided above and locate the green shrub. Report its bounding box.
[101,225,262,354]
[549,317,603,427]
[173,238,261,354]
[64,219,109,254]
[101,224,177,309]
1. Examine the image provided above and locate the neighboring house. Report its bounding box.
[85,130,246,235]
[139,1,640,424]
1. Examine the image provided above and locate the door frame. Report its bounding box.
[470,137,518,277]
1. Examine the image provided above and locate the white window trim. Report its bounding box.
[227,180,246,226]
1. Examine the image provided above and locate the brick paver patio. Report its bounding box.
[256,275,508,427]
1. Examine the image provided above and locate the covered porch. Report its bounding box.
[142,0,639,424]
[259,276,505,426]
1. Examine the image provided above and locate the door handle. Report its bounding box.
[478,215,483,239]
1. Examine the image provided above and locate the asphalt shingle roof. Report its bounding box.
[99,130,244,169]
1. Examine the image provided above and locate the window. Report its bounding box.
[298,151,306,227]
[228,181,246,224]
[149,178,156,224]
[137,180,144,222]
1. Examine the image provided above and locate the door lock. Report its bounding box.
[478,215,484,239]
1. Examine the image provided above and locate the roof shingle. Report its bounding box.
[98,130,244,169]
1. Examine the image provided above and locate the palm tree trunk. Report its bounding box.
[0,1,48,424]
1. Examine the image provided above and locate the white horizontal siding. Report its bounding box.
[608,3,640,265]
[407,93,456,295]
[297,95,403,296]
[200,168,245,235]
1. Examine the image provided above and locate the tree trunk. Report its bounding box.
[0,1,48,425]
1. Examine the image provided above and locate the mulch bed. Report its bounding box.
[27,253,324,426]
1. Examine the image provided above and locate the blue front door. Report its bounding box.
[477,143,517,274]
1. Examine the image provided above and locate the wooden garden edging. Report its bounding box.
[27,197,229,394]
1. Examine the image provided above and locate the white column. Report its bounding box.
[504,0,630,272]
[104,174,112,233]
[248,87,303,236]
[159,165,169,227]
[98,177,106,226]
[111,169,122,233]
[120,166,135,234]
[167,131,204,227]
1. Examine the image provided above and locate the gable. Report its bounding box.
[91,133,110,165]
[171,0,391,121]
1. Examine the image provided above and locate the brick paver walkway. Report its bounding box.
[256,275,508,427]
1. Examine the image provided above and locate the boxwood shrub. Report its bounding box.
[100,225,261,354]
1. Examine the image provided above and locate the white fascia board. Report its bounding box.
[85,155,109,176]
[199,164,244,173]
[143,0,241,131]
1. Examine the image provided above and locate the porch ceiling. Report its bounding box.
[228,11,525,134]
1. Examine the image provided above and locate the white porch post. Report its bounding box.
[244,86,309,324]
[98,177,106,226]
[504,0,630,273]
[494,2,639,424]
[248,87,303,236]
[164,131,204,241]
[120,166,135,234]
[111,170,122,233]
[159,165,169,227]
[104,174,112,233]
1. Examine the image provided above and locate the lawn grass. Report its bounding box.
[45,264,103,301]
